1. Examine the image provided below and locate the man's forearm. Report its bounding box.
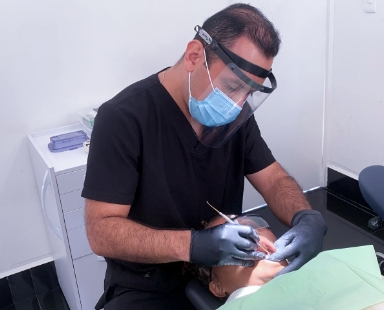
[265,174,312,226]
[87,216,191,263]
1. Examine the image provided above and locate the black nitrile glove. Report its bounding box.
[190,223,266,267]
[267,210,327,276]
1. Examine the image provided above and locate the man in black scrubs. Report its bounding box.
[82,3,327,309]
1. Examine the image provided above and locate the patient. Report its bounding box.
[195,214,384,310]
[197,214,287,303]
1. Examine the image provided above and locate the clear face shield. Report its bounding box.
[190,26,277,148]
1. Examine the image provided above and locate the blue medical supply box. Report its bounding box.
[48,130,88,152]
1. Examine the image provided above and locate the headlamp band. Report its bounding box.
[194,25,276,94]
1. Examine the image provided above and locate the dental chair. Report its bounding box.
[185,165,384,310]
[359,165,384,230]
[185,278,225,310]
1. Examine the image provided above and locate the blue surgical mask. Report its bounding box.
[188,58,242,127]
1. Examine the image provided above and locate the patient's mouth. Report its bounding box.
[258,242,274,255]
[257,237,276,255]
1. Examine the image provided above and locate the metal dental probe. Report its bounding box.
[206,201,236,224]
[206,201,271,255]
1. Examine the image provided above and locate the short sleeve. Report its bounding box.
[81,103,141,205]
[244,116,275,175]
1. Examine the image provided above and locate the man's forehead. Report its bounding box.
[228,36,274,71]
[209,41,273,85]
[215,62,269,88]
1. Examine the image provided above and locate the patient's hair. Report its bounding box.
[183,262,229,301]
[182,214,223,289]
[182,262,211,287]
[191,215,227,289]
[192,213,271,291]
[195,3,281,65]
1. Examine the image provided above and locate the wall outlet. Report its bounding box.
[363,0,377,13]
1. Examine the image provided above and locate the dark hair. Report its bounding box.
[187,214,234,292]
[183,263,229,300]
[194,3,281,65]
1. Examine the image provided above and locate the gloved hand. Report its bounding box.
[267,209,327,276]
[190,223,266,267]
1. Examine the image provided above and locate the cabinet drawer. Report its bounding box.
[73,253,106,310]
[60,189,84,213]
[56,169,86,194]
[68,225,92,259]
[64,208,85,231]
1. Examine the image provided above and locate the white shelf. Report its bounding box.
[28,124,89,175]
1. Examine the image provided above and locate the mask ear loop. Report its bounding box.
[203,49,243,109]
[203,49,216,92]
[188,72,193,98]
[188,49,215,99]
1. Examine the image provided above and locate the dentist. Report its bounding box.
[82,3,327,309]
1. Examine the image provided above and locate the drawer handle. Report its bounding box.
[42,170,62,239]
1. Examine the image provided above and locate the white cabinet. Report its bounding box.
[73,254,108,310]
[28,124,106,310]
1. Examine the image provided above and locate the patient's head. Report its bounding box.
[201,215,287,298]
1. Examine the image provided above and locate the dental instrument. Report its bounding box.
[206,201,271,255]
[206,201,236,224]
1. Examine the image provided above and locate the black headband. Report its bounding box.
[194,25,276,93]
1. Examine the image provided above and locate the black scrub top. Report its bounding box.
[81,69,275,293]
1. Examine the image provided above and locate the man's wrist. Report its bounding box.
[175,230,192,262]
[291,209,319,226]
[291,209,327,235]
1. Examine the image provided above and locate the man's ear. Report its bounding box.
[183,40,205,72]
[209,280,226,298]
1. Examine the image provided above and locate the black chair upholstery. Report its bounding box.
[185,279,225,310]
[359,165,384,219]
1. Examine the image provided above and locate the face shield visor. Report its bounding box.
[190,26,277,148]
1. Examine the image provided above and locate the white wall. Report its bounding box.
[0,0,332,275]
[325,0,384,179]
[242,0,328,210]
[0,0,228,277]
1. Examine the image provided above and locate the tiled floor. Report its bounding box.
[0,288,69,310]
[0,262,69,310]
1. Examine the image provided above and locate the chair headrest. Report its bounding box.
[185,279,225,310]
